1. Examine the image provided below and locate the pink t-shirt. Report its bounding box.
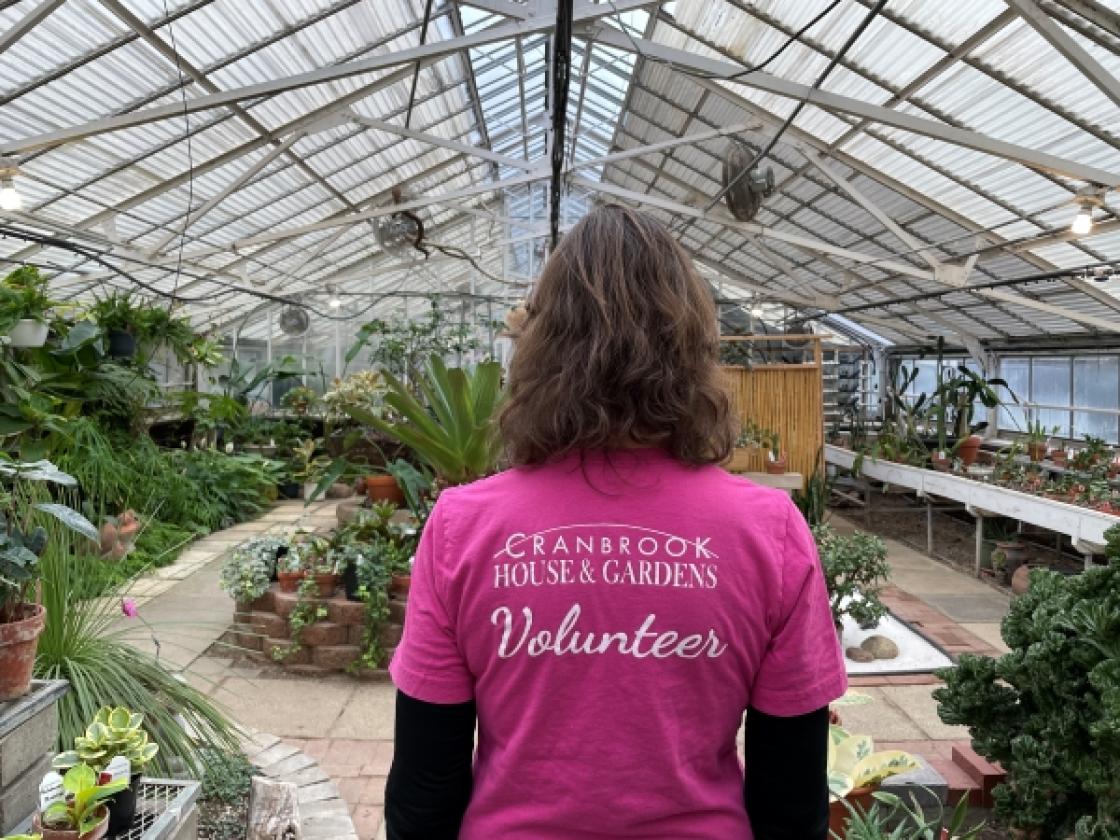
[390,448,846,839]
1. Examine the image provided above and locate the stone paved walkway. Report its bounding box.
[123,504,1013,838]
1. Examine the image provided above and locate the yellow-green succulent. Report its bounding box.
[52,706,159,773]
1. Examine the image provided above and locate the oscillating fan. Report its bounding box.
[278,305,310,337]
[723,141,775,222]
[377,185,427,260]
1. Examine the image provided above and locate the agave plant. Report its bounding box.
[345,355,504,486]
[53,706,159,773]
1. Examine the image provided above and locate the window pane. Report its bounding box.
[1032,357,1071,437]
[1000,358,1030,433]
[1073,356,1119,443]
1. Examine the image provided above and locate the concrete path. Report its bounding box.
[118,504,1014,839]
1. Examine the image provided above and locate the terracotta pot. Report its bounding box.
[313,573,338,599]
[0,603,46,701]
[1027,441,1047,462]
[277,570,306,593]
[956,434,983,467]
[1011,563,1034,596]
[390,574,411,597]
[764,454,787,475]
[366,475,405,506]
[930,454,951,472]
[828,785,877,838]
[1050,450,1067,468]
[994,539,1028,569]
[34,804,110,840]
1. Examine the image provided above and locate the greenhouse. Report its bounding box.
[0,0,1119,838]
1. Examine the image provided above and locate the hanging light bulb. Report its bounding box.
[1071,202,1093,236]
[0,174,22,212]
[750,304,765,319]
[328,295,342,309]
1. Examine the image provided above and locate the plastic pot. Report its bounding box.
[342,559,362,602]
[34,804,110,840]
[365,475,405,506]
[7,318,48,348]
[105,773,142,835]
[106,329,136,359]
[277,482,303,500]
[0,603,46,701]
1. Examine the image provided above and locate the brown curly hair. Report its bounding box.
[500,204,735,467]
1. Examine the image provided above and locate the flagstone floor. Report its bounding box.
[120,505,1012,840]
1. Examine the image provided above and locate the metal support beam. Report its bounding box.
[585,25,1120,186]
[1007,0,1120,112]
[0,0,658,155]
[350,114,536,171]
[975,287,1117,331]
[571,123,758,172]
[0,0,66,56]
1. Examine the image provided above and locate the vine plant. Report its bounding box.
[271,576,329,662]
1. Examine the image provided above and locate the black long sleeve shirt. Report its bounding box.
[385,690,829,840]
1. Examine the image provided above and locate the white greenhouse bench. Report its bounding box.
[825,444,1118,572]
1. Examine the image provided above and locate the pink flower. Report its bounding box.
[121,598,138,618]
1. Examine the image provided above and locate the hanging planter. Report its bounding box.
[7,318,49,348]
[106,329,136,359]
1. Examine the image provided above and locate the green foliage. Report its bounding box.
[199,748,255,803]
[349,300,480,382]
[813,525,890,631]
[934,526,1120,838]
[0,266,55,330]
[219,536,287,604]
[833,787,984,840]
[53,706,159,773]
[271,576,329,661]
[42,763,125,834]
[932,364,1015,441]
[281,385,317,414]
[34,515,240,778]
[793,460,829,527]
[346,355,503,486]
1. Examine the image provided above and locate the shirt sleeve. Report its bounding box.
[389,496,475,704]
[749,502,847,716]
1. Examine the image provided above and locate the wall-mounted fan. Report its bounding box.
[723,141,775,222]
[278,305,310,337]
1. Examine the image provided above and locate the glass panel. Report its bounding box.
[1032,357,1071,437]
[1000,358,1030,433]
[1073,356,1119,443]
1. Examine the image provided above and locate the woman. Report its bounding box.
[385,205,846,839]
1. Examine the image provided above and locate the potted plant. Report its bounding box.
[1049,447,1068,468]
[1025,420,1058,462]
[344,354,504,488]
[52,707,159,835]
[813,525,890,633]
[0,460,98,700]
[33,763,126,840]
[219,539,279,605]
[764,430,787,475]
[88,292,147,359]
[932,365,1015,467]
[387,533,416,598]
[827,726,920,837]
[281,385,318,416]
[0,266,56,348]
[276,549,306,594]
[834,785,984,840]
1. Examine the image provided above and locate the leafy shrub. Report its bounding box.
[933,525,1120,839]
[812,525,890,630]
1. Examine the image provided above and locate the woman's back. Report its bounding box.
[391,448,844,839]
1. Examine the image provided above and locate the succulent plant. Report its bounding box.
[53,706,159,773]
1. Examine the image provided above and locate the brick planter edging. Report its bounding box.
[234,584,407,675]
[240,730,358,840]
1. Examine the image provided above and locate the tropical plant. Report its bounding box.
[793,461,829,527]
[932,365,1015,444]
[344,355,503,486]
[321,370,386,423]
[349,300,481,383]
[52,706,159,773]
[87,292,147,336]
[934,523,1120,839]
[34,515,240,777]
[0,459,98,621]
[833,787,985,840]
[39,763,125,835]
[281,385,317,415]
[828,725,919,801]
[1025,419,1060,445]
[0,266,56,331]
[813,525,890,631]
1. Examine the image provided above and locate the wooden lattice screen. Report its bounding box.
[721,335,825,486]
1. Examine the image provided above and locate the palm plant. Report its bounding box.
[344,354,504,486]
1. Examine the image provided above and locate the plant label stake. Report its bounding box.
[39,771,65,812]
[100,755,130,786]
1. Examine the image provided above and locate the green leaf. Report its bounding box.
[33,503,99,543]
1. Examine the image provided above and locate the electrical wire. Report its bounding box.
[159,0,195,309]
